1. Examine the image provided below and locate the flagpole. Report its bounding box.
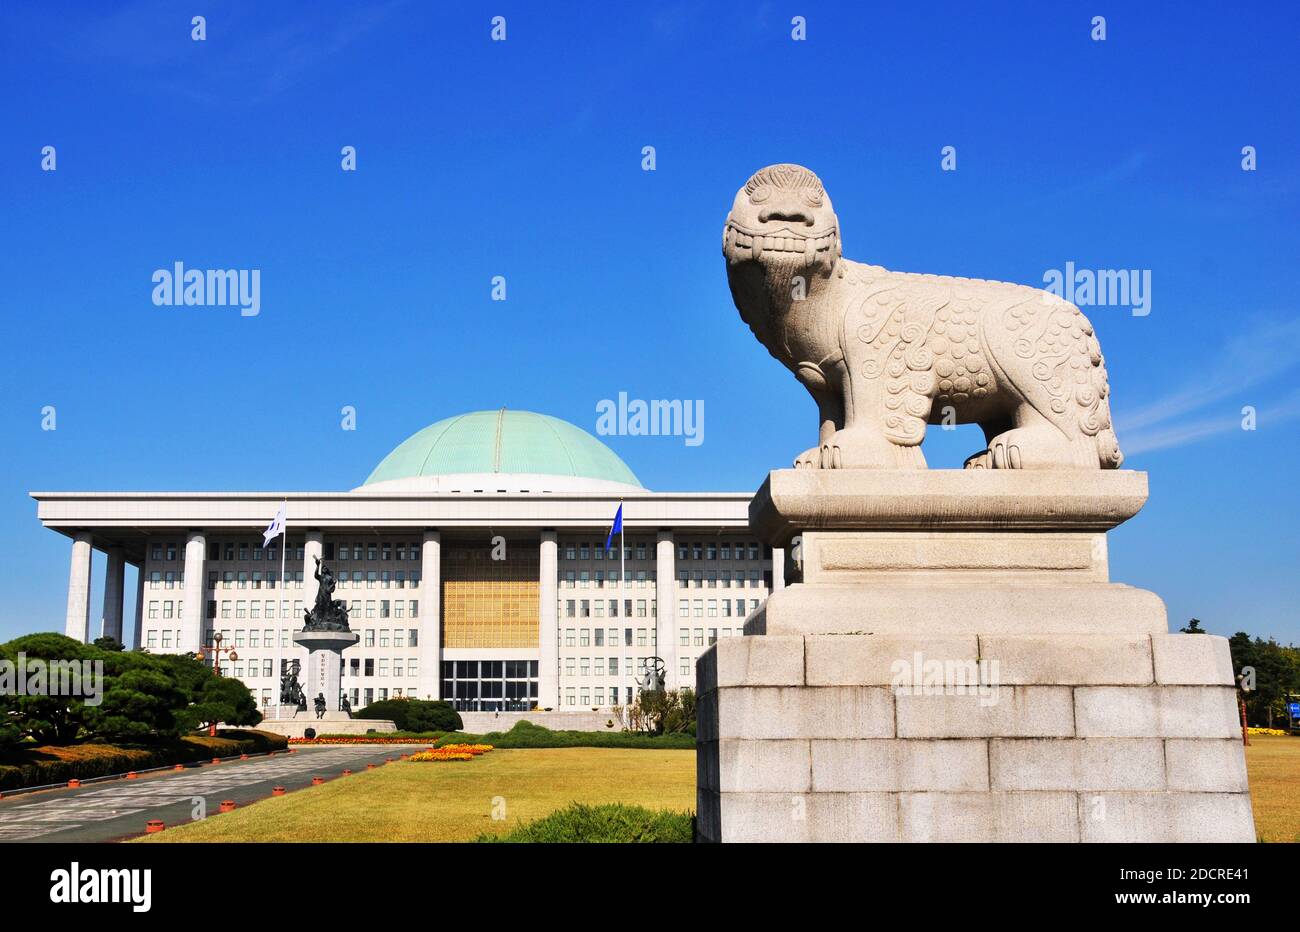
[619,498,625,674]
[277,498,286,714]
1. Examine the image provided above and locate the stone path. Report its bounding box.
[0,745,426,843]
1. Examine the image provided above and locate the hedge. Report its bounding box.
[477,803,694,843]
[433,720,696,750]
[0,729,288,790]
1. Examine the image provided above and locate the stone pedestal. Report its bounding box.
[293,629,360,713]
[696,470,1254,843]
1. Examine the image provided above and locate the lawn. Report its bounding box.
[136,747,695,842]
[1245,734,1300,843]
[134,736,1297,843]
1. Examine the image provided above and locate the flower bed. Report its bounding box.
[288,734,446,745]
[1247,727,1291,736]
[409,743,494,762]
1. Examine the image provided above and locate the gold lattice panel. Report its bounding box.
[441,542,540,648]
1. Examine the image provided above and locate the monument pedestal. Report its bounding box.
[293,628,360,713]
[696,470,1254,843]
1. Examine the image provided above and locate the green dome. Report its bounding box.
[363,410,642,488]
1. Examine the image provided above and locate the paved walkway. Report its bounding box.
[0,745,427,843]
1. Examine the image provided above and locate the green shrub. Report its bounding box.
[431,720,695,750]
[354,698,462,732]
[0,729,287,790]
[478,803,693,843]
[0,632,264,745]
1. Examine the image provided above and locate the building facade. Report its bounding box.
[33,410,782,713]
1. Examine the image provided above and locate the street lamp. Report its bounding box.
[195,631,239,677]
[195,632,240,737]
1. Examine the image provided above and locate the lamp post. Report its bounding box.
[195,632,239,736]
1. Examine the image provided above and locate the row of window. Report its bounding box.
[676,542,762,562]
[562,626,655,647]
[562,570,653,588]
[203,599,419,621]
[561,599,655,619]
[562,542,651,561]
[559,541,765,562]
[679,599,761,618]
[345,657,419,677]
[564,686,632,707]
[153,539,771,567]
[181,541,427,564]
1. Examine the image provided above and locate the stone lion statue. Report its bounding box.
[724,163,1123,470]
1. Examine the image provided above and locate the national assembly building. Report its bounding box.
[32,409,784,714]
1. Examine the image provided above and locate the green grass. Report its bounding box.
[1245,734,1300,842]
[135,747,695,842]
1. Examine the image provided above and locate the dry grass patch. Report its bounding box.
[1246,734,1300,842]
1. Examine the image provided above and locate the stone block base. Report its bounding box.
[696,633,1254,843]
[253,714,396,738]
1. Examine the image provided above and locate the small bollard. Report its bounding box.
[311,776,324,785]
[366,763,376,769]
[145,819,165,833]
[173,764,185,771]
[219,800,237,813]
[272,786,286,796]
[125,771,138,780]
[399,753,408,759]
[211,758,221,765]
[341,769,353,776]
[67,779,81,789]
[240,754,249,760]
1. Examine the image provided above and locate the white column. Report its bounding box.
[101,547,125,642]
[656,531,678,689]
[302,531,324,609]
[538,530,559,709]
[180,531,206,654]
[64,532,93,642]
[771,546,785,591]
[418,530,441,699]
[132,563,145,649]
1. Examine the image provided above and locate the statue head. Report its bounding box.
[723,163,840,276]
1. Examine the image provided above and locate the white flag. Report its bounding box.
[262,502,286,546]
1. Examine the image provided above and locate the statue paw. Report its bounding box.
[793,446,823,469]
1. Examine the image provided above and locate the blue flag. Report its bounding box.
[604,503,623,552]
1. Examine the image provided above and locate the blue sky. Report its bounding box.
[0,1,1297,644]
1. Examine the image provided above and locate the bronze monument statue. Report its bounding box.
[302,556,352,631]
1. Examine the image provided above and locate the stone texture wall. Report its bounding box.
[697,633,1253,843]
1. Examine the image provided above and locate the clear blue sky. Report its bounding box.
[1,1,1296,644]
